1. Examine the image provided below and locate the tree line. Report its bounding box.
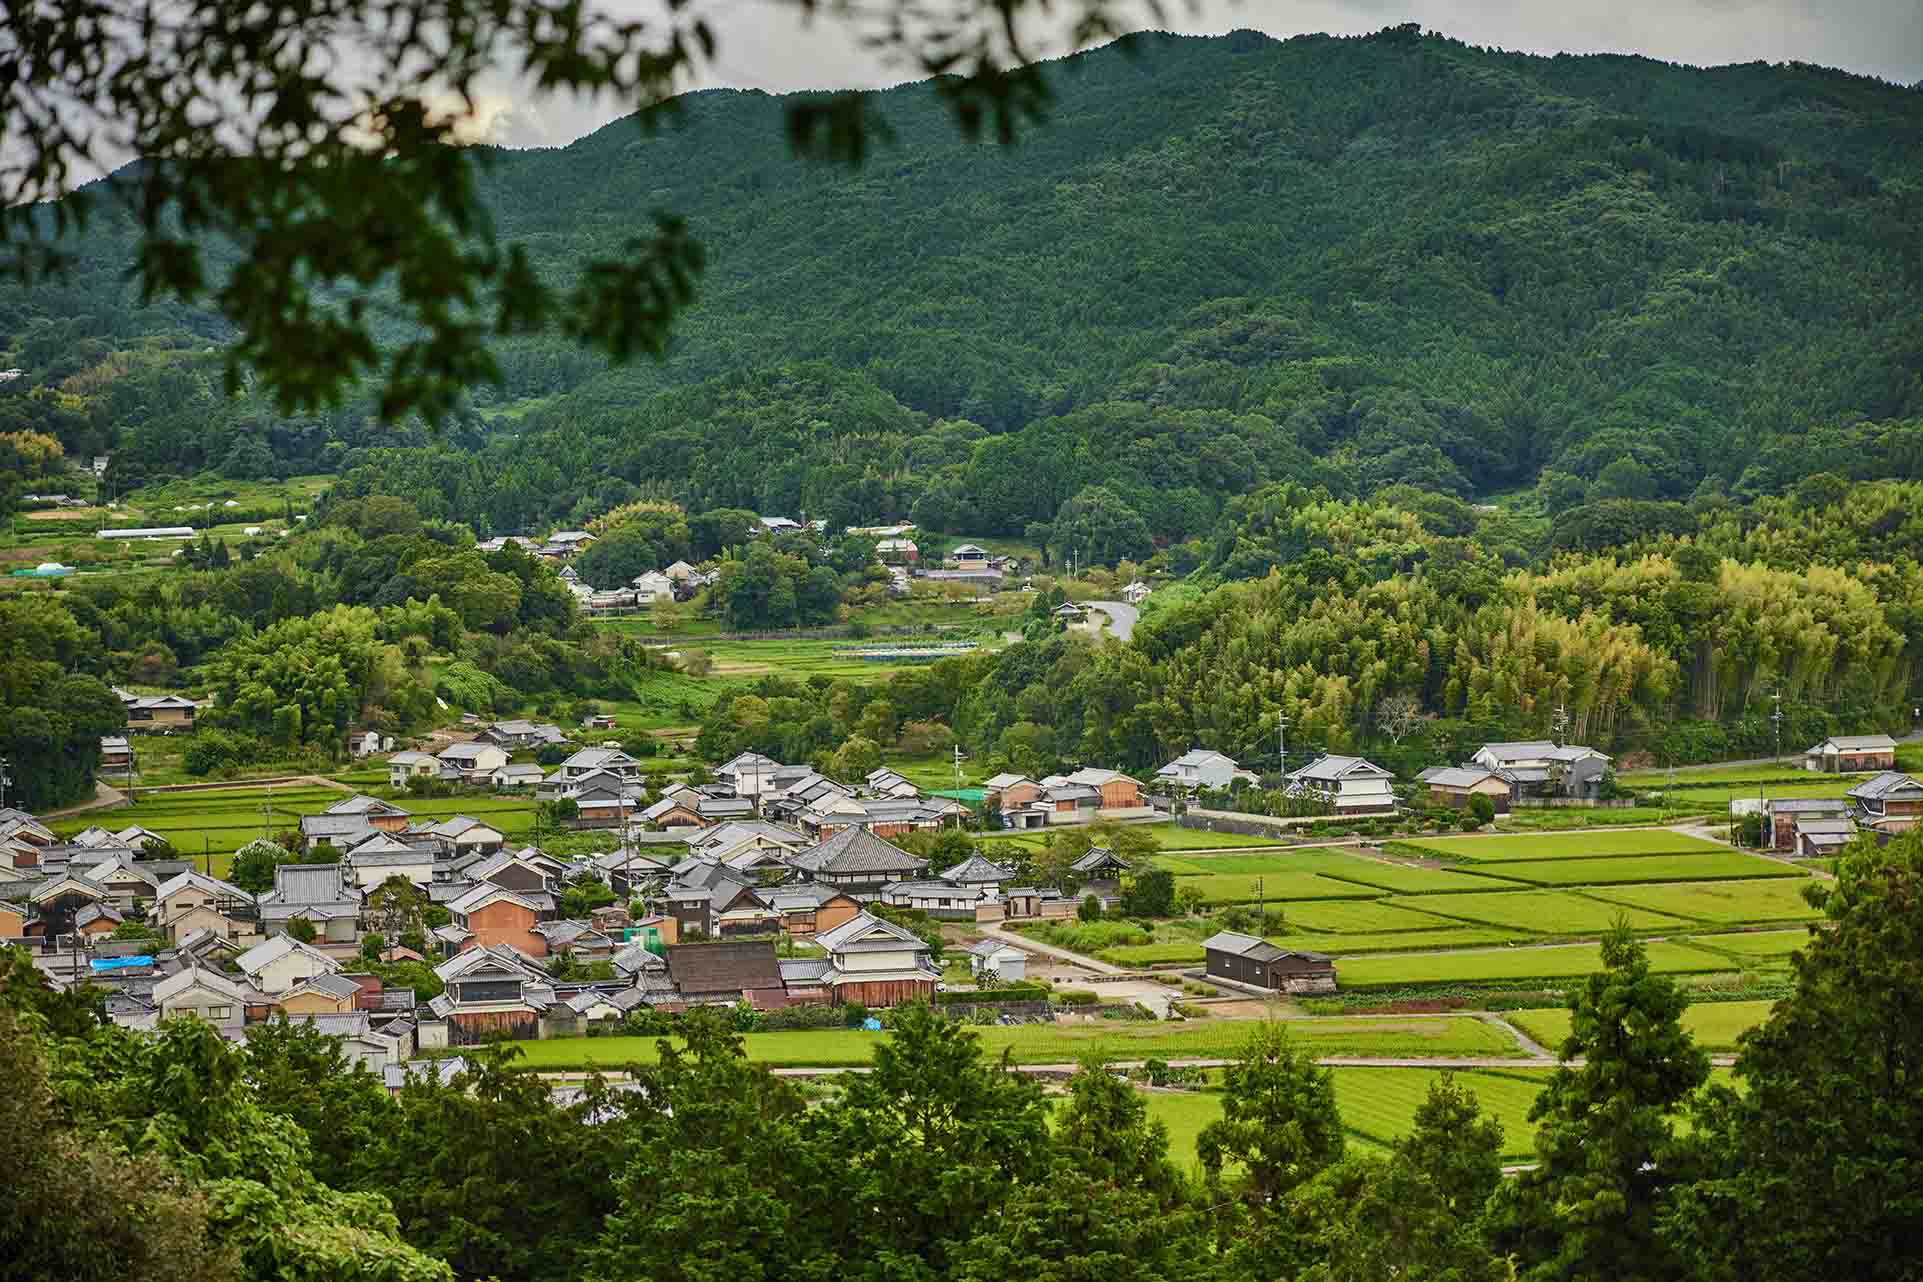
[7,831,1923,1282]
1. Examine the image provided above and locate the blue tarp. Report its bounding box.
[89,955,154,971]
[861,1018,883,1031]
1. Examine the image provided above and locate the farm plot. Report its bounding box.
[1333,940,1738,990]
[1157,848,1524,895]
[1330,1068,1543,1160]
[1278,899,1475,934]
[1385,889,1694,934]
[1582,878,1823,925]
[1396,830,1730,862]
[505,1014,1526,1070]
[1686,929,1810,963]
[1177,872,1383,906]
[1100,927,1531,967]
[1469,853,1802,886]
[1507,1000,1776,1053]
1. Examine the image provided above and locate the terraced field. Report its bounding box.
[1101,927,1531,967]
[1394,830,1731,861]
[1583,878,1823,925]
[1508,1000,1777,1053]
[1385,889,1695,934]
[1332,940,1738,989]
[1470,853,1800,886]
[1686,929,1810,962]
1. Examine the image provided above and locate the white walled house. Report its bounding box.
[1284,754,1398,816]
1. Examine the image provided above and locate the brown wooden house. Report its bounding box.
[1202,930,1336,994]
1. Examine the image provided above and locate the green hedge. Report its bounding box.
[937,986,1048,1005]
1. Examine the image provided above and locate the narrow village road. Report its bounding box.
[972,922,1126,975]
[1084,600,1139,641]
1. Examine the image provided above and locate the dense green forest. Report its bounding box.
[3,27,1920,532]
[10,835,1923,1282]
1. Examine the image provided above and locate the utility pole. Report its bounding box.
[1771,692,1783,766]
[1551,703,1569,747]
[953,743,962,785]
[1277,712,1290,779]
[1254,876,1265,933]
[0,757,10,811]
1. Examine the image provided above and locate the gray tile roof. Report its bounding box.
[792,828,927,877]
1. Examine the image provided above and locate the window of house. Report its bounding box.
[208,1005,231,1019]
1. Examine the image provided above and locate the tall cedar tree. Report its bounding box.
[1486,924,1710,1282]
[1662,830,1923,1282]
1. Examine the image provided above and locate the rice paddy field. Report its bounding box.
[1474,853,1801,886]
[503,1014,1527,1071]
[1507,1000,1777,1053]
[1138,1067,1547,1166]
[1382,889,1695,934]
[48,782,542,873]
[1393,830,1732,861]
[1331,940,1741,990]
[1685,929,1811,961]
[1582,879,1824,925]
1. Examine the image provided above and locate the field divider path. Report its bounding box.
[1481,1012,1555,1059]
[973,923,1126,974]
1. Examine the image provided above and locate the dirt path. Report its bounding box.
[972,923,1124,975]
[1482,1012,1555,1058]
[39,781,128,817]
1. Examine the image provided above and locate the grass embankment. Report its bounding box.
[1331,940,1747,990]
[503,1015,1527,1072]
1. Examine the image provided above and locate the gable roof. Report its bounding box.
[325,794,409,816]
[280,971,364,1002]
[236,933,341,978]
[816,910,930,954]
[1160,749,1237,772]
[1812,734,1900,753]
[665,939,784,994]
[1202,930,1329,964]
[1418,765,1505,789]
[448,882,545,916]
[1849,771,1923,801]
[439,742,504,763]
[434,943,547,982]
[153,962,250,1005]
[563,747,639,771]
[1288,754,1394,783]
[154,869,250,903]
[982,773,1033,791]
[1069,846,1131,874]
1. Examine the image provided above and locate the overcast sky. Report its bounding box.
[476,0,1923,149]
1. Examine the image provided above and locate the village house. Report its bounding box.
[965,938,1028,982]
[74,902,123,938]
[99,735,134,770]
[1848,771,1923,835]
[1469,741,1611,800]
[556,746,642,783]
[1805,734,1900,774]
[1761,797,1853,850]
[1202,930,1337,994]
[630,570,675,603]
[948,544,992,565]
[864,767,921,798]
[1065,767,1147,811]
[279,1011,410,1069]
[151,963,251,1037]
[482,720,569,749]
[153,869,256,943]
[1416,765,1514,813]
[787,827,929,896]
[814,911,938,1006]
[387,750,441,788]
[491,762,548,791]
[642,795,705,828]
[257,863,362,943]
[664,938,789,1007]
[875,879,993,920]
[236,933,344,995]
[415,816,506,859]
[342,834,437,891]
[437,741,511,783]
[716,751,784,799]
[1286,754,1399,816]
[24,873,109,941]
[1156,749,1253,793]
[446,883,551,957]
[273,971,365,1017]
[1121,580,1151,605]
[875,538,919,565]
[426,945,557,1046]
[766,884,862,940]
[982,773,1045,828]
[1795,817,1858,858]
[122,692,198,732]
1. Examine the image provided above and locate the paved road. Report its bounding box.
[1084,600,1139,642]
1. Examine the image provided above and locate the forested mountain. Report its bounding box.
[3,26,1921,533]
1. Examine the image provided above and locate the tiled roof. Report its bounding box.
[792,828,927,877]
[939,853,1015,884]
[665,940,784,994]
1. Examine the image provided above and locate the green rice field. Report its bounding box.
[1470,853,1802,887]
[1581,878,1823,925]
[1176,872,1385,906]
[1154,848,1521,895]
[1277,899,1473,934]
[1100,927,1531,967]
[1507,999,1776,1053]
[1395,830,1731,861]
[1384,889,1695,934]
[1685,929,1811,962]
[501,1014,1527,1071]
[1332,940,1739,990]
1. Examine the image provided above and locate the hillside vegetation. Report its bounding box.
[2,27,1920,536]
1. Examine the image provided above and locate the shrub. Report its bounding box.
[1079,894,1103,922]
[1054,989,1100,1006]
[759,1002,850,1031]
[1458,812,1485,831]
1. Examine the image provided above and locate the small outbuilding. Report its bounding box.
[1201,930,1335,994]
